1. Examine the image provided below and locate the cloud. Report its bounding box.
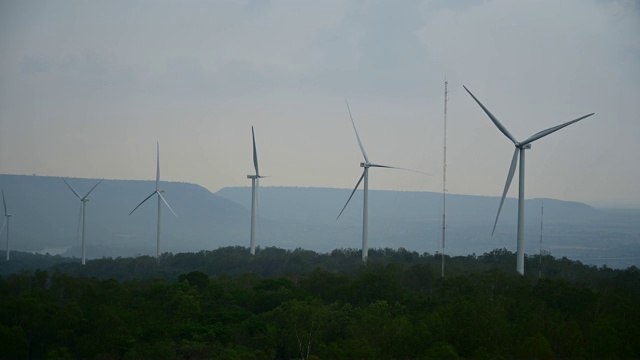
[20,56,51,74]
[0,0,638,207]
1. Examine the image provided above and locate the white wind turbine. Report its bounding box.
[129,142,177,258]
[247,126,266,255]
[64,178,103,265]
[1,189,11,261]
[337,100,424,262]
[463,85,594,275]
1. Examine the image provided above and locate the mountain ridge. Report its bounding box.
[1,174,638,268]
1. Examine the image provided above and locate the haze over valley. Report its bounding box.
[1,174,637,269]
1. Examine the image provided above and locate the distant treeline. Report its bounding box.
[1,247,639,358]
[0,246,635,285]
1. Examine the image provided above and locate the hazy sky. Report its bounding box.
[1,0,639,208]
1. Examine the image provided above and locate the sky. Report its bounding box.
[0,0,639,208]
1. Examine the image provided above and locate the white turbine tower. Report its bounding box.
[247,126,266,256]
[1,189,11,261]
[63,178,103,265]
[129,142,177,258]
[337,100,423,262]
[463,85,594,275]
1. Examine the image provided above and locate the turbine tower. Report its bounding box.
[129,142,177,258]
[539,204,544,279]
[337,100,422,262]
[247,126,266,256]
[463,85,594,275]
[63,178,103,265]
[1,190,11,261]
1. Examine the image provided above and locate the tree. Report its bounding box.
[273,299,329,360]
[517,333,555,360]
[0,325,28,358]
[178,270,209,290]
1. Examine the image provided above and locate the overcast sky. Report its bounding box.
[1,0,638,208]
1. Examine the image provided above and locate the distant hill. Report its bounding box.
[216,186,602,224]
[1,175,638,268]
[0,174,250,258]
[216,186,640,269]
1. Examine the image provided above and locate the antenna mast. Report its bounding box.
[538,204,544,279]
[442,78,448,278]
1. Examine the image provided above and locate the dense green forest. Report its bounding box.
[1,247,639,359]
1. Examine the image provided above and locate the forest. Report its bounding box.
[1,247,639,359]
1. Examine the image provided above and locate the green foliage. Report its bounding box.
[0,247,639,359]
[0,325,28,358]
[517,333,555,359]
[178,270,210,290]
[426,342,459,360]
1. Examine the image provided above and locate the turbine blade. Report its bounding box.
[345,100,370,163]
[0,218,5,236]
[492,148,520,236]
[252,126,260,176]
[337,170,366,220]
[463,85,518,144]
[82,178,104,200]
[75,203,82,246]
[520,113,594,145]
[129,191,157,216]
[158,192,177,217]
[63,179,82,200]
[1,189,6,215]
[369,164,431,175]
[156,141,160,191]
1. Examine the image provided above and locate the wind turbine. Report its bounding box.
[63,178,103,265]
[1,190,11,261]
[247,126,266,255]
[129,142,177,258]
[463,85,594,275]
[337,100,424,262]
